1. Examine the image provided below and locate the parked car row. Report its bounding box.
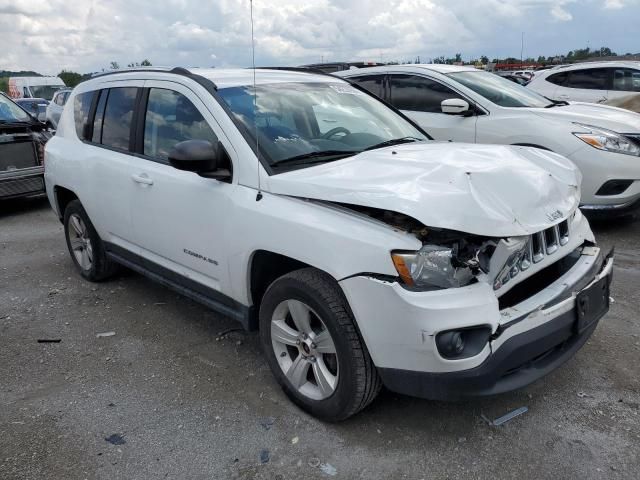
[338,64,640,215]
[43,67,616,421]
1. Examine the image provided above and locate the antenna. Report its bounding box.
[250,0,262,201]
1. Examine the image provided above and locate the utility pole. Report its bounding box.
[520,32,524,64]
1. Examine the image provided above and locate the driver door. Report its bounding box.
[386,74,477,143]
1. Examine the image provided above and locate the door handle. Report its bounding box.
[131,173,154,185]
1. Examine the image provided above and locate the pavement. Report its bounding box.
[1,197,639,480]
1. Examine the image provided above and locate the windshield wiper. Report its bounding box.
[0,120,35,126]
[271,150,358,168]
[363,136,422,151]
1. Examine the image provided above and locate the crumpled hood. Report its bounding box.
[529,102,640,133]
[267,143,581,237]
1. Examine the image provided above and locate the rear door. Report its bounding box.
[128,80,236,295]
[78,82,144,251]
[386,73,476,142]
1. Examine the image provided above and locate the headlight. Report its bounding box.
[573,123,640,156]
[391,245,475,289]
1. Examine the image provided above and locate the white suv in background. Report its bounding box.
[339,64,640,216]
[45,67,613,421]
[527,61,640,104]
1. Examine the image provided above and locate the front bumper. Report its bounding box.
[341,247,613,401]
[0,166,45,199]
[580,196,640,218]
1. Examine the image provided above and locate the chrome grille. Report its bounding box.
[493,218,571,291]
[531,219,570,264]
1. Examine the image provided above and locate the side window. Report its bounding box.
[143,88,218,161]
[73,91,95,139]
[566,68,609,90]
[612,69,640,92]
[101,87,138,151]
[388,74,463,113]
[350,75,384,98]
[91,89,108,143]
[23,87,30,98]
[546,72,568,86]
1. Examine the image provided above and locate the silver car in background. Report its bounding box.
[46,88,72,128]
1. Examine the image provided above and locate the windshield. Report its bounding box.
[217,81,428,169]
[447,71,552,108]
[0,94,32,123]
[30,85,63,101]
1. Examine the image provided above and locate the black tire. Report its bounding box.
[259,268,381,421]
[63,199,118,282]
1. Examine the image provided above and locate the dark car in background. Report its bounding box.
[0,92,51,200]
[14,97,49,122]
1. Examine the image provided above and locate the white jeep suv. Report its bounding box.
[45,68,613,421]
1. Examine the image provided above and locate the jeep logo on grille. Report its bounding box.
[546,210,563,222]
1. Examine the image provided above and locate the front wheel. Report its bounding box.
[259,268,381,421]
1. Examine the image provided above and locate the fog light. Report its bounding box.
[436,331,464,358]
[436,326,492,360]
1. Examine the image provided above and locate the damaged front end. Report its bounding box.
[336,203,592,299]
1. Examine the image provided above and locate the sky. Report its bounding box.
[0,0,638,74]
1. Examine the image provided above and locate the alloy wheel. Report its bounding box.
[270,299,339,400]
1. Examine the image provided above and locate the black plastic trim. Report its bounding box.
[104,242,253,330]
[379,305,605,401]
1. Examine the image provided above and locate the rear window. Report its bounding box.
[101,87,138,151]
[74,92,95,139]
[546,72,567,86]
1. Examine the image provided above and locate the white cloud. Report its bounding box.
[551,4,573,20]
[0,0,635,74]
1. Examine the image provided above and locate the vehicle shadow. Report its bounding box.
[0,195,49,218]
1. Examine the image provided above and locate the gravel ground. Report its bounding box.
[1,197,639,480]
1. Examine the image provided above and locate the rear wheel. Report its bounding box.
[259,268,381,421]
[63,200,117,282]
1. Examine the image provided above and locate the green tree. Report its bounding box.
[58,70,83,88]
[140,59,152,66]
[110,61,120,70]
[480,55,489,64]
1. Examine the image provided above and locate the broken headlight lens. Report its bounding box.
[391,245,475,289]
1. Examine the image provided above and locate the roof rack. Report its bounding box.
[85,67,218,90]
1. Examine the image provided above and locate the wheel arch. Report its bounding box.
[248,250,316,327]
[53,186,79,221]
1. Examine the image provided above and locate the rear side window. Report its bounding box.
[91,90,108,143]
[546,72,567,86]
[612,69,640,92]
[388,74,463,113]
[350,75,384,98]
[101,87,138,151]
[143,88,218,161]
[566,68,609,90]
[73,91,95,139]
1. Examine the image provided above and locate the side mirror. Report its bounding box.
[441,98,471,115]
[168,140,232,181]
[169,140,218,173]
